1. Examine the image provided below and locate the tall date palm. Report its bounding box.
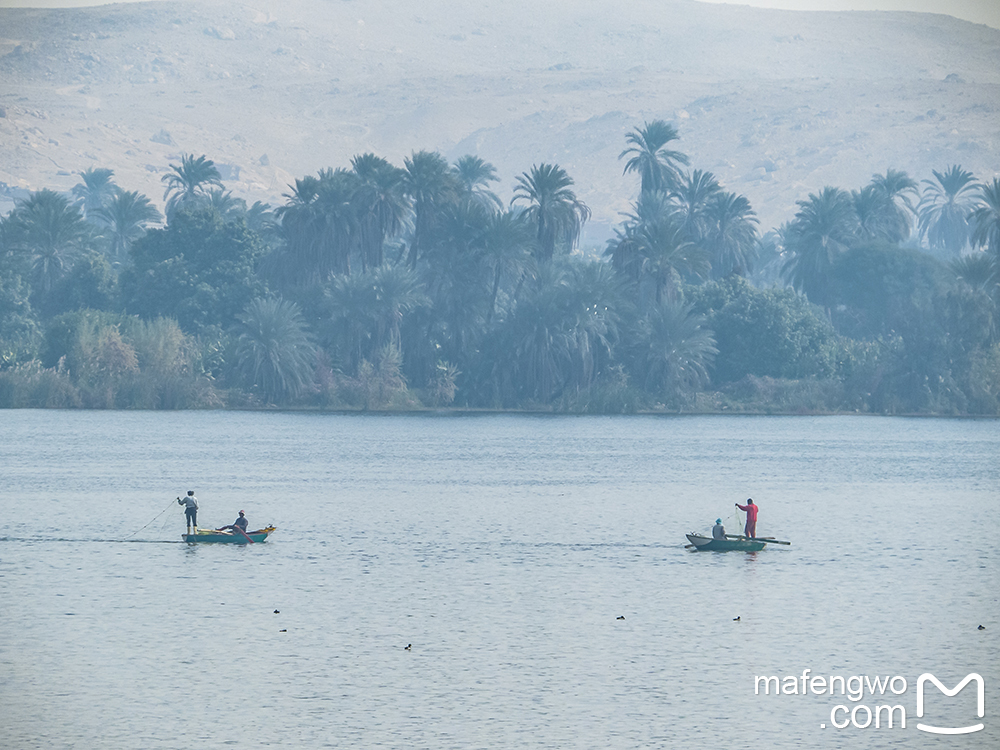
[4,189,90,293]
[870,169,918,243]
[970,178,1000,257]
[673,169,722,243]
[161,154,224,218]
[480,209,535,324]
[352,153,410,271]
[453,155,502,213]
[918,165,979,256]
[71,167,118,222]
[635,300,717,403]
[92,189,162,263]
[783,187,858,306]
[403,150,460,269]
[511,163,590,263]
[620,120,690,195]
[704,192,759,279]
[277,168,359,281]
[234,297,317,403]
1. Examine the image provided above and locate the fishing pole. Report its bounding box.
[120,498,177,541]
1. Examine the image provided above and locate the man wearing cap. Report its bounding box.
[735,498,759,538]
[234,511,248,532]
[220,511,248,533]
[712,518,726,540]
[178,491,198,533]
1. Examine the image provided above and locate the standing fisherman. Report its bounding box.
[735,498,758,538]
[178,491,198,534]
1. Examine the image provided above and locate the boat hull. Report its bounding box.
[182,526,276,544]
[686,533,766,552]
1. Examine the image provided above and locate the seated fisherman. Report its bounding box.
[219,510,249,533]
[712,518,726,540]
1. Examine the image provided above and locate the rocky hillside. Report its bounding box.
[1,0,998,242]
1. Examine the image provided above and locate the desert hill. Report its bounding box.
[1,0,998,243]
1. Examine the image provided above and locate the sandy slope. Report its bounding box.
[0,0,997,242]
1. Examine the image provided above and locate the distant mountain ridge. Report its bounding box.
[1,0,998,240]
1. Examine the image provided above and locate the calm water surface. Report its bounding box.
[1,411,997,749]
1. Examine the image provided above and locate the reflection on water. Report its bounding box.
[1,412,997,748]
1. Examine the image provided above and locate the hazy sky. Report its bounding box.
[0,0,997,29]
[698,0,1000,28]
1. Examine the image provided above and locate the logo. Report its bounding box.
[752,668,987,735]
[916,673,984,735]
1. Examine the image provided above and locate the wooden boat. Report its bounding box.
[182,526,277,544]
[686,532,767,552]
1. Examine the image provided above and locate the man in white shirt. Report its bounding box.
[178,491,198,533]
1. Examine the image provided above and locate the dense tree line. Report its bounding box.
[1,122,998,413]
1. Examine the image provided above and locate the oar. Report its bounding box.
[726,534,790,545]
[217,524,256,544]
[758,536,791,545]
[234,526,255,544]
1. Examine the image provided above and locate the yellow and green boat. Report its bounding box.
[182,526,277,544]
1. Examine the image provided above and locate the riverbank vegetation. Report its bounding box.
[1,123,998,413]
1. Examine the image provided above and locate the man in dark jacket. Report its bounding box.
[220,510,249,534]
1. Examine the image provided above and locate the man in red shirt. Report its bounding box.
[735,498,759,538]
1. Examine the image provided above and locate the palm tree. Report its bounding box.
[403,150,460,268]
[421,199,491,301]
[704,192,759,279]
[453,155,502,212]
[561,261,623,393]
[673,169,722,242]
[480,210,535,324]
[161,154,224,218]
[505,263,576,402]
[633,213,707,303]
[852,184,898,243]
[234,297,317,403]
[313,169,361,277]
[407,197,493,376]
[607,192,707,303]
[92,189,162,263]
[918,165,979,256]
[783,187,858,306]
[71,167,117,222]
[749,226,790,288]
[605,190,674,283]
[203,188,247,220]
[635,301,717,403]
[951,254,998,295]
[870,169,918,243]
[368,264,431,348]
[277,168,359,282]
[245,201,280,244]
[511,163,590,262]
[951,252,999,340]
[970,177,1000,256]
[322,269,378,371]
[4,189,90,293]
[352,153,410,271]
[620,120,690,194]
[274,175,324,286]
[324,265,429,372]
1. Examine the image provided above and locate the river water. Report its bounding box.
[1,411,997,749]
